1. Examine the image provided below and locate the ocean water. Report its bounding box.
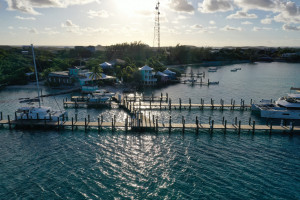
[0,62,300,199]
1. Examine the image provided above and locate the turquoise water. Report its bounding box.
[0,62,300,199]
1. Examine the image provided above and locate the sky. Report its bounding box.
[0,0,300,47]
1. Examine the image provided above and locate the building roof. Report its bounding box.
[139,65,153,71]
[100,62,112,67]
[163,68,176,74]
[156,71,168,77]
[48,71,69,77]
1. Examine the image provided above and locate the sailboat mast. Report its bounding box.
[31,44,41,107]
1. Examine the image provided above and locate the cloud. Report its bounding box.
[169,0,194,13]
[61,19,108,35]
[261,18,272,24]
[6,0,100,15]
[241,21,252,25]
[15,15,36,20]
[234,0,300,24]
[282,24,300,31]
[8,26,14,29]
[234,0,279,11]
[191,24,203,29]
[136,10,153,16]
[227,11,257,19]
[209,20,216,25]
[221,25,242,31]
[199,0,233,13]
[87,10,109,18]
[29,28,38,34]
[252,26,272,31]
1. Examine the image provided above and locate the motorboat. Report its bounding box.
[208,67,217,72]
[231,69,238,72]
[16,45,68,122]
[93,89,115,97]
[87,93,110,103]
[252,90,300,119]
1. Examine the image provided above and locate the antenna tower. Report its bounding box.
[153,0,160,50]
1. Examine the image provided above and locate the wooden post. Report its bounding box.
[150,100,152,110]
[0,112,2,120]
[71,117,74,131]
[249,117,251,125]
[222,117,225,125]
[98,117,100,133]
[189,98,191,110]
[224,120,227,133]
[166,93,168,102]
[169,98,172,110]
[8,115,11,129]
[238,121,241,134]
[252,121,255,134]
[169,116,172,133]
[182,116,185,133]
[269,122,272,134]
[85,118,87,132]
[179,98,182,110]
[160,99,162,110]
[57,117,60,131]
[112,117,114,131]
[233,100,235,110]
[156,117,158,132]
[196,116,199,134]
[75,114,78,122]
[210,120,214,133]
[235,117,237,125]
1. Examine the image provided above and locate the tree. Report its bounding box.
[89,66,103,86]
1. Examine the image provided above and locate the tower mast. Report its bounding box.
[153,0,160,50]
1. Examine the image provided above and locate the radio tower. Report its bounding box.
[153,0,160,50]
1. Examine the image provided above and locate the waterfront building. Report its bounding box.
[163,68,176,79]
[156,71,169,84]
[139,65,157,85]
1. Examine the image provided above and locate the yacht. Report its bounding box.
[252,90,300,119]
[16,45,67,122]
[208,67,217,72]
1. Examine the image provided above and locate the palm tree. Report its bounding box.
[89,66,103,86]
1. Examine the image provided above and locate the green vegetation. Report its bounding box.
[0,43,300,86]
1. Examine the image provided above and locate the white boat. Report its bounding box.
[208,67,217,72]
[93,89,115,97]
[16,45,67,122]
[87,93,110,103]
[252,91,300,119]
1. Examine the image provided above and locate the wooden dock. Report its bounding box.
[0,117,299,134]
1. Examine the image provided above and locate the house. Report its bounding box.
[163,68,176,79]
[156,71,169,83]
[48,71,72,85]
[139,65,157,85]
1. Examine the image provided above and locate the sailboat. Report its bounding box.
[15,44,67,122]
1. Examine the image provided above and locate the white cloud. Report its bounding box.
[87,10,109,18]
[221,25,242,31]
[61,19,108,35]
[241,21,252,25]
[8,26,14,29]
[191,24,203,29]
[29,28,38,34]
[6,0,100,15]
[234,0,300,24]
[136,10,153,16]
[169,0,194,13]
[261,18,272,24]
[227,11,257,19]
[209,20,216,25]
[15,15,36,20]
[199,0,233,13]
[252,26,272,31]
[282,24,300,31]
